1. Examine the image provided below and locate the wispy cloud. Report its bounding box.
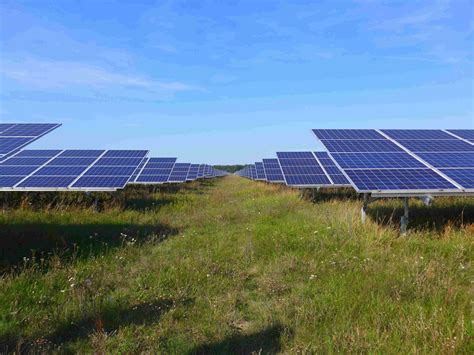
[1,59,201,94]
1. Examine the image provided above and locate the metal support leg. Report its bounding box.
[400,197,409,235]
[361,193,369,224]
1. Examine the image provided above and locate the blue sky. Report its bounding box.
[0,0,472,164]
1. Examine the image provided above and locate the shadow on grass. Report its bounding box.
[0,221,177,273]
[368,202,474,232]
[0,298,186,353]
[302,187,359,203]
[188,324,284,355]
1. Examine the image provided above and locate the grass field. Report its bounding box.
[0,176,472,353]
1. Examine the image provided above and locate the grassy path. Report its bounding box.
[0,176,472,353]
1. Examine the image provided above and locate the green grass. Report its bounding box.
[0,176,472,353]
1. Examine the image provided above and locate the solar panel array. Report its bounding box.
[0,149,148,191]
[0,123,61,162]
[312,129,474,195]
[235,152,351,188]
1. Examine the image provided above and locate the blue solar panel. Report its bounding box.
[0,176,24,187]
[35,166,87,176]
[440,169,474,188]
[2,149,147,190]
[447,129,474,142]
[416,152,474,168]
[131,157,177,184]
[321,140,403,153]
[395,140,474,152]
[102,150,148,158]
[312,129,383,140]
[0,166,38,175]
[3,157,52,165]
[94,157,144,166]
[84,166,137,176]
[313,129,472,193]
[72,176,130,188]
[169,163,191,182]
[0,138,32,154]
[255,162,266,180]
[277,152,331,187]
[59,150,104,157]
[380,129,453,140]
[48,157,97,166]
[14,150,63,157]
[262,159,285,182]
[18,176,77,188]
[330,152,425,169]
[344,169,457,191]
[0,123,60,161]
[186,164,200,181]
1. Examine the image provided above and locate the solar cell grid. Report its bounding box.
[321,139,403,153]
[440,169,474,188]
[416,152,474,168]
[312,129,383,140]
[277,152,331,187]
[262,158,285,182]
[447,129,474,142]
[255,162,266,180]
[380,129,453,140]
[331,152,425,169]
[396,140,474,152]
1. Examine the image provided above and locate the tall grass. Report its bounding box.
[0,176,472,353]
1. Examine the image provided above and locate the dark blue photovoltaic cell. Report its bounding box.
[0,123,59,136]
[331,152,425,169]
[48,157,97,166]
[344,169,457,191]
[0,176,24,187]
[286,175,331,185]
[313,129,383,140]
[380,129,453,140]
[18,176,77,188]
[198,165,205,178]
[0,138,32,154]
[35,166,87,176]
[440,169,474,188]
[447,130,474,141]
[277,152,314,159]
[94,157,144,166]
[416,152,474,168]
[149,157,177,163]
[141,168,172,174]
[72,176,130,188]
[84,166,137,176]
[186,164,200,180]
[59,150,104,157]
[314,152,350,185]
[262,159,285,182]
[0,166,38,175]
[136,175,169,183]
[102,150,148,158]
[397,140,474,152]
[15,150,62,157]
[331,175,350,185]
[255,162,266,179]
[321,140,403,153]
[145,162,175,169]
[3,157,52,165]
[0,124,15,133]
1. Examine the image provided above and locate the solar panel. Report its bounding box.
[313,129,472,195]
[255,162,266,180]
[0,149,148,191]
[276,152,331,187]
[197,164,205,178]
[446,129,474,143]
[262,158,285,183]
[313,152,350,185]
[168,163,191,183]
[0,123,61,161]
[132,157,177,184]
[186,164,200,181]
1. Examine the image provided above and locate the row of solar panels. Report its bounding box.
[236,129,474,197]
[0,123,227,191]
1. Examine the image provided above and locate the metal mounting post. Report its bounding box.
[361,193,369,224]
[400,197,409,235]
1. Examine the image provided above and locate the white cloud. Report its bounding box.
[1,59,200,94]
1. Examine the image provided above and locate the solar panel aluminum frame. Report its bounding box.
[313,129,472,197]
